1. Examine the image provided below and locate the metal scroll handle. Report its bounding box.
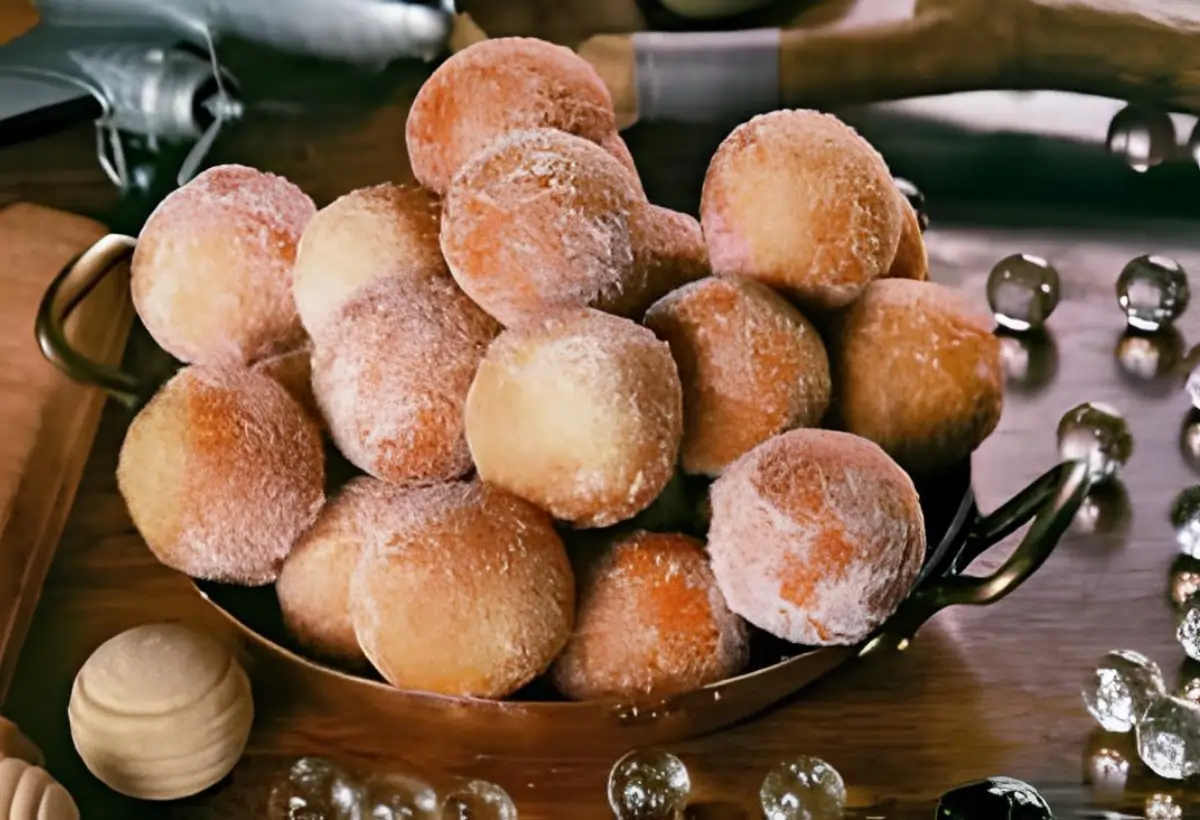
[862,459,1093,655]
[33,233,155,409]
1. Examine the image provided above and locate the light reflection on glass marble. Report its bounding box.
[1113,327,1186,393]
[1116,255,1190,332]
[1106,104,1176,172]
[997,329,1058,394]
[1146,793,1183,820]
[608,750,690,820]
[1169,556,1200,609]
[1070,480,1131,537]
[1057,402,1133,483]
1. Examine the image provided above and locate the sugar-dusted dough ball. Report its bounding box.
[350,481,574,698]
[708,429,925,645]
[627,205,710,315]
[552,531,748,700]
[885,193,929,281]
[407,37,628,194]
[117,366,325,586]
[292,183,447,341]
[313,276,500,485]
[132,164,315,366]
[0,758,78,820]
[831,279,1003,474]
[68,624,253,801]
[645,276,831,476]
[0,717,42,767]
[465,309,682,528]
[276,478,408,670]
[251,342,321,430]
[440,128,639,327]
[701,110,902,310]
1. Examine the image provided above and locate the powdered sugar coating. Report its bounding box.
[707,429,925,646]
[406,37,622,194]
[440,128,642,327]
[276,477,409,670]
[884,192,929,281]
[623,205,710,318]
[312,276,500,485]
[831,279,1003,474]
[466,309,683,528]
[251,342,321,431]
[349,480,574,698]
[132,164,316,366]
[292,183,448,342]
[645,276,831,477]
[552,530,748,700]
[116,366,325,586]
[700,110,902,310]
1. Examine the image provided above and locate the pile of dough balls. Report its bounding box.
[116,35,1002,704]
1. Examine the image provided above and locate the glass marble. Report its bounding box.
[1136,695,1200,779]
[1169,556,1200,608]
[1106,104,1176,172]
[1181,411,1200,476]
[1116,254,1190,332]
[607,750,690,820]
[759,756,846,820]
[893,177,927,232]
[1178,599,1200,661]
[440,780,517,820]
[1186,365,1200,411]
[1171,487,1200,558]
[1146,794,1183,820]
[1181,677,1200,706]
[1056,402,1133,482]
[986,253,1060,332]
[935,777,1052,820]
[362,772,439,820]
[1083,744,1130,795]
[1082,649,1166,732]
[269,758,364,820]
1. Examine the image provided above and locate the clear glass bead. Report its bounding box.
[1116,254,1189,332]
[1178,599,1200,661]
[1082,649,1165,732]
[1186,365,1200,411]
[1181,677,1200,706]
[986,254,1060,332]
[1169,556,1200,608]
[1136,695,1200,780]
[363,771,439,820]
[440,780,516,820]
[1171,487,1200,558]
[1083,744,1130,795]
[269,758,363,820]
[1147,794,1183,820]
[1106,104,1176,172]
[759,757,846,820]
[607,750,690,820]
[1056,402,1133,482]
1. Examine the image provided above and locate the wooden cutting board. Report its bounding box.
[0,202,132,704]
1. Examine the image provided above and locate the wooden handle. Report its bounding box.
[577,0,1200,124]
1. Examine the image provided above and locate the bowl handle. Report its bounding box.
[34,234,154,409]
[862,458,1092,655]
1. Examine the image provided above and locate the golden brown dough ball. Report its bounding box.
[406,37,637,195]
[552,530,748,700]
[292,183,447,341]
[465,309,682,528]
[831,278,1003,474]
[349,481,574,698]
[644,276,831,476]
[251,342,321,431]
[276,478,406,669]
[884,193,929,281]
[117,367,324,586]
[627,205,711,315]
[700,110,902,310]
[132,164,315,366]
[312,276,500,485]
[707,429,925,645]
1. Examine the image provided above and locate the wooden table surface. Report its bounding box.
[4,28,1200,820]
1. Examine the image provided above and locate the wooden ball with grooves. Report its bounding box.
[67,623,254,801]
[0,758,78,820]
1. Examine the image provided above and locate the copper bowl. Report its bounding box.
[35,234,1092,756]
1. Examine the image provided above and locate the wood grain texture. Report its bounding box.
[0,203,131,706]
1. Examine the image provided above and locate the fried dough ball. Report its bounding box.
[117,367,325,586]
[350,481,574,698]
[406,37,636,195]
[251,342,321,430]
[465,309,683,528]
[276,478,406,669]
[707,429,925,646]
[884,193,929,281]
[644,276,831,476]
[831,279,1003,474]
[552,531,748,700]
[132,164,315,366]
[440,128,697,326]
[292,183,447,341]
[700,110,902,310]
[312,276,500,485]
